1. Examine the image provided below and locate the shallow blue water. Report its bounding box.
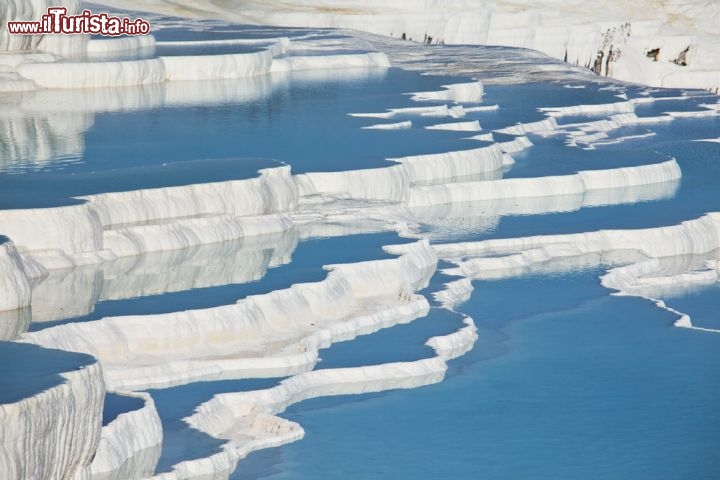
[0,68,473,174]
[0,65,491,208]
[0,342,96,404]
[102,392,145,426]
[234,270,720,480]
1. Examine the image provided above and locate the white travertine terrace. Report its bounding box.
[494,97,720,149]
[426,120,482,132]
[91,0,720,92]
[429,213,720,332]
[22,240,437,389]
[1,9,390,92]
[90,392,163,480]
[15,238,480,479]
[154,282,478,479]
[0,152,685,311]
[408,159,681,208]
[409,81,484,102]
[12,38,390,89]
[432,278,474,310]
[362,120,412,130]
[2,2,718,477]
[0,346,104,480]
[349,104,467,119]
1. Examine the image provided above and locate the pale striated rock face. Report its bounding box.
[0,342,104,480]
[0,203,103,256]
[0,307,31,341]
[0,238,32,312]
[86,165,299,228]
[407,158,682,208]
[0,237,33,340]
[2,32,384,90]
[86,0,720,91]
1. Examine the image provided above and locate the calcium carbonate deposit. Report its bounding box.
[1,1,719,479]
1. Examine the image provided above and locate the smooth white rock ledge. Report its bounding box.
[408,159,681,207]
[95,0,720,91]
[426,120,482,131]
[601,256,720,334]
[409,81,484,103]
[432,278,474,310]
[428,213,720,333]
[350,104,466,119]
[362,120,412,130]
[297,144,508,201]
[90,391,163,480]
[7,35,389,89]
[0,240,32,312]
[22,241,437,390]
[434,213,720,276]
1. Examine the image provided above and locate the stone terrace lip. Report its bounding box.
[7,7,150,36]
